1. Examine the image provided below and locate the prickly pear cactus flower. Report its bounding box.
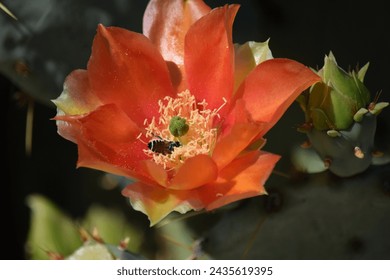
[53,0,320,225]
[296,52,389,177]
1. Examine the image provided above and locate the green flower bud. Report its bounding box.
[169,116,189,137]
[294,52,389,177]
[298,52,371,130]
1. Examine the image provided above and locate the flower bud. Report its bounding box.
[298,52,371,131]
[294,52,389,177]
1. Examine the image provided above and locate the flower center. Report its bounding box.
[140,90,226,170]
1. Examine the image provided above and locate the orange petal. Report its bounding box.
[185,5,239,114]
[199,151,280,210]
[53,70,102,143]
[53,113,82,144]
[52,69,101,115]
[76,105,145,170]
[143,0,211,91]
[57,104,154,182]
[76,140,154,184]
[143,0,211,67]
[212,99,266,170]
[141,160,168,187]
[235,58,321,134]
[122,182,202,226]
[78,104,140,144]
[88,24,175,125]
[168,154,218,190]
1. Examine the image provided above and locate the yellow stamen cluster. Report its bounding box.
[142,90,225,169]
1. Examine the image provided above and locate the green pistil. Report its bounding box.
[169,116,189,137]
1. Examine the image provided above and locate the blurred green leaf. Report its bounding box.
[82,205,143,252]
[26,194,82,259]
[26,195,144,259]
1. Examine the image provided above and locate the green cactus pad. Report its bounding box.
[306,113,377,177]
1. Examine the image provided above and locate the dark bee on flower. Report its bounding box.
[148,136,181,155]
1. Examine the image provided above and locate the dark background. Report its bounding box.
[2,0,389,259]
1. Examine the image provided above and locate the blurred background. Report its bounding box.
[2,0,390,259]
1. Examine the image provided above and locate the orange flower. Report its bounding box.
[53,0,320,225]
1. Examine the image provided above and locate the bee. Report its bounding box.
[147,136,181,155]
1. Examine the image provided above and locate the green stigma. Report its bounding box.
[169,116,189,137]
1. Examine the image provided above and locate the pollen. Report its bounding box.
[142,90,226,169]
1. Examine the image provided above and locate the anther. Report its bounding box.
[143,90,221,169]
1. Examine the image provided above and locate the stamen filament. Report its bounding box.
[142,90,225,170]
